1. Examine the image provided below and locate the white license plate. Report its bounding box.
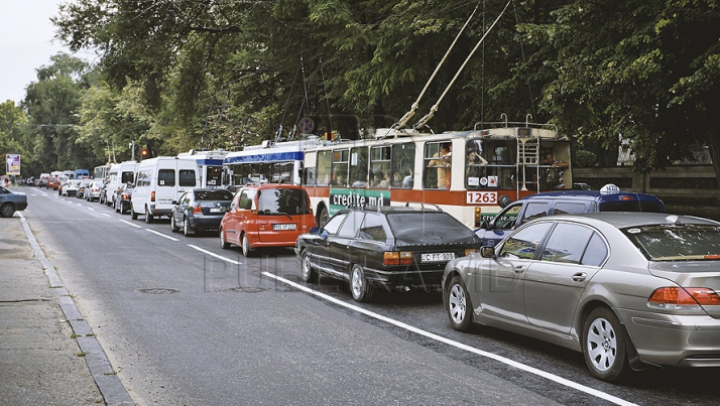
[209,208,222,213]
[421,252,455,263]
[273,223,297,231]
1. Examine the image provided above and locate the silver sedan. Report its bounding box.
[442,212,720,382]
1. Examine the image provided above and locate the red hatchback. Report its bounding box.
[220,184,316,256]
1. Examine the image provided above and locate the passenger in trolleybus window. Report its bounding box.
[429,143,452,189]
[466,147,488,187]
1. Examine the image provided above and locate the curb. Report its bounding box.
[19,213,135,406]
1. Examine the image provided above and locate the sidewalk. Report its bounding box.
[0,214,131,405]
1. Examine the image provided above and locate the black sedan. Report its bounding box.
[0,186,28,217]
[295,206,482,302]
[170,188,234,236]
[114,183,134,214]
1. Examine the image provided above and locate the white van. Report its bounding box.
[103,161,138,206]
[131,156,198,223]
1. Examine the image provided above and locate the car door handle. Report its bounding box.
[514,265,526,273]
[572,272,587,282]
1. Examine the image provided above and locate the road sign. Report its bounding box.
[299,118,314,134]
[5,154,20,175]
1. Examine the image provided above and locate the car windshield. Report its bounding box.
[622,224,720,261]
[257,188,310,215]
[387,212,476,245]
[196,190,233,201]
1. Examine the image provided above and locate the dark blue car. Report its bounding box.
[475,184,665,246]
[0,186,28,217]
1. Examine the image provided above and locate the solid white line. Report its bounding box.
[102,213,111,217]
[187,244,242,265]
[261,272,639,406]
[87,207,95,211]
[146,229,179,242]
[119,219,142,229]
[76,203,82,206]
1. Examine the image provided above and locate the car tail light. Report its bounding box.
[648,287,720,310]
[383,251,413,266]
[193,205,202,214]
[151,191,155,202]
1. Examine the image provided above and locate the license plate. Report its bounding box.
[209,208,222,213]
[273,223,297,231]
[421,252,455,263]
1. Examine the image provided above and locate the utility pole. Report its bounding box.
[130,141,135,161]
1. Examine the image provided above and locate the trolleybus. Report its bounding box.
[301,123,572,229]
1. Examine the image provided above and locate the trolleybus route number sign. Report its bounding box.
[466,191,498,205]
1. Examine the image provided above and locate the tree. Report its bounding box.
[518,0,720,182]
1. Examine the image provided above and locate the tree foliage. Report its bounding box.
[18,0,716,186]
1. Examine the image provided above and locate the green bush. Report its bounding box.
[575,150,597,167]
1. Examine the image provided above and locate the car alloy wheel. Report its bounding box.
[220,228,229,249]
[0,203,15,218]
[183,217,194,236]
[447,276,473,331]
[170,215,179,232]
[241,234,254,257]
[350,264,374,302]
[300,252,317,283]
[583,307,629,382]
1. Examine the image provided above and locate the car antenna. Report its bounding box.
[413,0,512,131]
[393,2,481,131]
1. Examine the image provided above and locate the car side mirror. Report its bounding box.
[320,229,329,239]
[310,227,320,234]
[480,246,496,258]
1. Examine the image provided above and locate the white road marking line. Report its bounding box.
[76,203,82,206]
[87,207,95,211]
[146,229,179,241]
[262,272,638,406]
[119,219,142,228]
[103,213,111,217]
[187,245,242,265]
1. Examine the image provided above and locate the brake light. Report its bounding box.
[383,251,413,265]
[151,191,155,202]
[620,196,633,201]
[193,205,202,214]
[648,287,720,309]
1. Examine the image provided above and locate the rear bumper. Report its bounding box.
[618,308,720,367]
[188,216,224,230]
[364,267,444,292]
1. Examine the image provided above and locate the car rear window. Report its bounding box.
[257,188,310,215]
[599,201,663,212]
[196,190,233,201]
[622,224,720,261]
[387,212,476,245]
[158,169,175,186]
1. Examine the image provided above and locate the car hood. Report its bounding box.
[649,262,720,318]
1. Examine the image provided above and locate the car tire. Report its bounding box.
[300,251,318,283]
[0,203,15,218]
[170,215,179,232]
[145,206,154,223]
[183,217,194,236]
[350,264,374,302]
[220,228,230,249]
[317,206,329,228]
[241,233,254,257]
[583,307,630,382]
[446,275,473,331]
[131,205,138,220]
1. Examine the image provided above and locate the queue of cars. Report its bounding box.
[14,175,720,383]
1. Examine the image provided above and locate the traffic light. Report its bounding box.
[141,148,149,159]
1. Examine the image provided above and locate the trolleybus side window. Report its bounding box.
[349,147,369,187]
[424,141,451,190]
[317,150,332,186]
[370,146,391,188]
[331,149,349,186]
[391,143,415,188]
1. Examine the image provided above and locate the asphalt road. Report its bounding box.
[21,187,720,406]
